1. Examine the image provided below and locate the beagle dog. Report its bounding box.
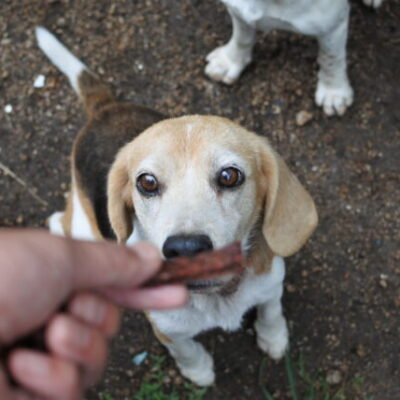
[205,0,384,116]
[36,27,318,386]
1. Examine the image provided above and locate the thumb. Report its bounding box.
[67,240,163,291]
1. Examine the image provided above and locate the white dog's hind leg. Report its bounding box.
[205,8,256,84]
[255,285,289,360]
[315,9,354,116]
[165,339,215,386]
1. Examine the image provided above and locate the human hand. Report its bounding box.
[0,229,187,400]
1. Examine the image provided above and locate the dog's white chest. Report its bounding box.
[149,257,285,339]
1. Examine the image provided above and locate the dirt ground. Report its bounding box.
[0,0,399,399]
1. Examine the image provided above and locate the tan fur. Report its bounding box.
[78,71,115,117]
[107,115,317,275]
[61,187,73,237]
[260,149,318,257]
[107,146,134,242]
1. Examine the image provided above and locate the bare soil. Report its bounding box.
[0,1,399,399]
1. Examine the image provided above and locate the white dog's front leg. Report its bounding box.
[315,7,354,116]
[165,339,215,386]
[255,285,288,361]
[205,8,256,84]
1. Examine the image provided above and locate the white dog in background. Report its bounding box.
[205,0,384,116]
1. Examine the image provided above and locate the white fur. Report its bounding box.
[149,257,288,385]
[70,186,97,241]
[48,211,65,236]
[206,0,383,116]
[48,184,96,241]
[35,26,87,93]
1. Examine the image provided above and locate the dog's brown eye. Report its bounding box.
[137,173,159,196]
[217,167,243,188]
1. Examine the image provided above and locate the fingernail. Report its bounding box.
[12,352,51,377]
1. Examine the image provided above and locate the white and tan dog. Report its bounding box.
[205,0,383,116]
[37,27,318,386]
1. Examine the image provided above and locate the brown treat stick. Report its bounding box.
[144,241,243,287]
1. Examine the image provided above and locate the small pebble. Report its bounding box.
[272,105,281,115]
[379,279,388,288]
[296,110,313,126]
[356,344,366,357]
[326,370,342,385]
[4,104,13,113]
[132,351,148,366]
[33,74,46,88]
[379,274,388,288]
[286,284,296,293]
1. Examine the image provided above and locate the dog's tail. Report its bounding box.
[35,26,114,116]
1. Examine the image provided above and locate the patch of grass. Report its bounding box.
[133,354,207,400]
[259,352,371,400]
[100,354,207,400]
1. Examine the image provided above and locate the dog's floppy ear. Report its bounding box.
[259,141,318,257]
[107,147,134,242]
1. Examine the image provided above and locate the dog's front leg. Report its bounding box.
[165,338,215,387]
[315,7,353,116]
[255,285,289,360]
[205,7,256,84]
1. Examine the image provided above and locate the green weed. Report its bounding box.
[259,351,371,400]
[98,354,207,400]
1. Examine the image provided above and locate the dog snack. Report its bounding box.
[145,241,243,287]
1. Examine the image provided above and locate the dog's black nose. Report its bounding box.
[162,234,213,258]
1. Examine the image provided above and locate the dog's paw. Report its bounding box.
[177,352,215,386]
[205,45,251,85]
[255,321,289,360]
[315,81,354,116]
[363,0,383,8]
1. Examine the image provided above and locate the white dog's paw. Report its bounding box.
[205,45,251,85]
[315,80,354,116]
[177,352,215,386]
[363,0,383,8]
[47,211,65,236]
[255,321,289,360]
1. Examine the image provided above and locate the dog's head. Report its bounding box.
[107,115,317,291]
